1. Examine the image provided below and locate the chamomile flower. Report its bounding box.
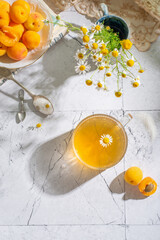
[120,39,132,50]
[86,79,93,86]
[99,41,106,50]
[91,53,98,62]
[80,26,88,35]
[75,49,86,61]
[84,43,90,49]
[112,48,119,58]
[89,40,99,51]
[121,71,127,78]
[82,35,90,43]
[126,56,135,67]
[101,48,109,56]
[106,26,111,30]
[105,64,111,69]
[132,76,141,88]
[97,81,103,88]
[75,61,91,75]
[95,53,103,64]
[100,134,113,148]
[98,62,105,71]
[115,90,122,97]
[93,23,103,33]
[138,68,144,73]
[106,72,112,77]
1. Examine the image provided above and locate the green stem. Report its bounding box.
[117,60,135,78]
[116,58,120,90]
[84,51,92,61]
[45,20,80,32]
[122,49,129,59]
[90,67,99,79]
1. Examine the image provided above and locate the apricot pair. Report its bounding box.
[5,30,40,60]
[124,167,157,196]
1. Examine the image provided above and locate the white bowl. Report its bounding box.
[0,0,54,69]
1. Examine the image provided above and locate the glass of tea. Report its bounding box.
[72,114,132,170]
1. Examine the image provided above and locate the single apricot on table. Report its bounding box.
[0,43,7,56]
[124,166,143,185]
[9,22,24,40]
[0,11,9,28]
[7,42,28,60]
[138,177,157,196]
[0,0,10,12]
[12,0,30,14]
[22,30,40,49]
[0,27,18,47]
[24,12,44,32]
[10,5,28,23]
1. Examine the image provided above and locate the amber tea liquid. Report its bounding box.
[73,114,128,169]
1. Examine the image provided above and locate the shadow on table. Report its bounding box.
[33,37,81,95]
[29,131,101,195]
[110,171,148,200]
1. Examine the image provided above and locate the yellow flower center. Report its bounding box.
[97,57,102,62]
[115,91,122,97]
[100,43,106,50]
[139,69,144,73]
[78,53,84,59]
[36,123,41,128]
[105,65,110,69]
[101,48,109,56]
[79,65,86,71]
[106,72,111,77]
[95,25,101,31]
[92,42,98,49]
[122,73,126,78]
[86,79,93,86]
[112,50,119,57]
[45,104,50,108]
[103,137,110,144]
[106,26,110,30]
[121,39,132,50]
[97,82,102,88]
[93,55,97,59]
[80,27,88,35]
[127,59,134,67]
[99,66,104,70]
[83,35,90,43]
[85,44,89,49]
[132,82,139,87]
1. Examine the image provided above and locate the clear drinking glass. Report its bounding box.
[72,114,132,170]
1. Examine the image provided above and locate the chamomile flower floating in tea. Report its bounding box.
[45,16,144,96]
[100,134,113,148]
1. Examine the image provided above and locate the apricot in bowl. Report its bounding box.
[24,12,44,32]
[22,30,40,49]
[7,42,28,60]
